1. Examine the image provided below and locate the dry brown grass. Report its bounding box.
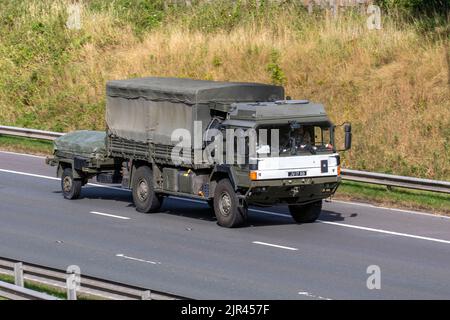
[1,1,449,179]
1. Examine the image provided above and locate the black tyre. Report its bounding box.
[61,168,82,200]
[132,166,161,213]
[288,200,322,223]
[213,179,247,228]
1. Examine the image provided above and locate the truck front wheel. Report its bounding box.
[213,179,247,228]
[132,166,161,213]
[288,200,322,223]
[61,168,82,200]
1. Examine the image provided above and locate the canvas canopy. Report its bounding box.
[54,130,106,157]
[106,77,284,144]
[106,77,283,105]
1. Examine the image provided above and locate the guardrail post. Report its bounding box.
[141,290,152,300]
[14,262,24,287]
[66,265,81,300]
[66,273,77,300]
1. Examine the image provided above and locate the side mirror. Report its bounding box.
[344,123,352,150]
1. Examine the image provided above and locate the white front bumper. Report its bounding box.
[253,154,339,180]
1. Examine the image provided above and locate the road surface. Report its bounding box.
[0,150,449,299]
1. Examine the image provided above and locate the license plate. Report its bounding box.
[288,171,307,177]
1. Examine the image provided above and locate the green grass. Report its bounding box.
[0,273,104,300]
[0,274,66,299]
[336,180,450,214]
[0,0,449,180]
[0,135,53,155]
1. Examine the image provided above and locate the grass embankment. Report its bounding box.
[336,181,450,214]
[0,1,448,214]
[0,135,53,155]
[0,274,67,299]
[0,0,449,180]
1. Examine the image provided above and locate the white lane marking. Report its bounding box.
[0,168,130,192]
[252,241,298,251]
[116,253,160,265]
[0,168,59,180]
[317,221,450,245]
[158,196,450,221]
[0,150,47,159]
[1,151,447,217]
[90,211,130,220]
[1,164,447,220]
[298,291,332,300]
[330,200,450,220]
[251,208,450,245]
[1,167,449,245]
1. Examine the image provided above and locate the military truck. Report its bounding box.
[46,77,351,227]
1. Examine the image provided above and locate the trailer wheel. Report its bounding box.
[61,168,82,200]
[213,179,247,228]
[288,200,322,223]
[132,166,161,213]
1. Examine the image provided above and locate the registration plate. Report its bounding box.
[288,171,307,177]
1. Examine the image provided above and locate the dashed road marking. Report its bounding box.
[252,241,298,251]
[298,291,332,300]
[91,211,130,220]
[0,168,130,191]
[116,253,160,265]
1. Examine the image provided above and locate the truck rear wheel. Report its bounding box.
[61,168,82,200]
[132,166,161,213]
[288,200,322,223]
[213,179,247,228]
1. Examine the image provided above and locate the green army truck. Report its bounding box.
[46,77,351,227]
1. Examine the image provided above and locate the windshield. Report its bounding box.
[257,123,334,156]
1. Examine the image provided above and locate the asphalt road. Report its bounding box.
[0,150,449,299]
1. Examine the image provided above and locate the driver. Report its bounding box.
[296,126,312,145]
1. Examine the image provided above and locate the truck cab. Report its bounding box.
[207,99,351,225]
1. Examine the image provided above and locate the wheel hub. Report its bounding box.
[137,180,149,201]
[63,176,72,193]
[219,192,232,217]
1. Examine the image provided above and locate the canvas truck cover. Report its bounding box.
[54,130,106,158]
[106,77,284,144]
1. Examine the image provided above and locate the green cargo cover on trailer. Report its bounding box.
[54,130,106,158]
